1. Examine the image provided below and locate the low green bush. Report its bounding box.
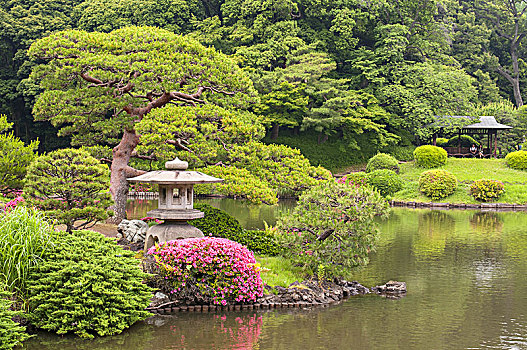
[435,138,449,146]
[365,169,404,197]
[0,207,56,298]
[193,203,244,239]
[27,230,152,339]
[505,150,527,170]
[470,179,505,201]
[446,135,480,147]
[418,170,458,200]
[338,172,367,187]
[414,145,448,168]
[0,285,31,350]
[366,153,399,173]
[192,204,281,255]
[236,230,282,256]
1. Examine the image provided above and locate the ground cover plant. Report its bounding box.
[23,148,113,232]
[413,145,448,168]
[27,230,152,339]
[277,180,389,278]
[0,207,56,299]
[147,237,264,305]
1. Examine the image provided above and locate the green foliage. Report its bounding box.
[192,204,281,255]
[418,170,458,200]
[193,166,278,205]
[27,230,153,339]
[365,169,404,197]
[446,135,480,147]
[0,115,13,134]
[23,148,113,232]
[505,150,527,170]
[255,81,308,129]
[414,145,448,168]
[277,181,389,278]
[0,285,31,350]
[436,138,449,146]
[470,179,505,202]
[192,203,245,240]
[0,207,56,299]
[234,230,282,256]
[366,153,399,173]
[0,133,38,196]
[342,172,367,187]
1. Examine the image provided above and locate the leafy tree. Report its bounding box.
[28,26,256,221]
[23,148,113,232]
[0,115,38,196]
[277,180,389,278]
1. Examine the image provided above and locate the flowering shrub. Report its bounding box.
[338,172,367,188]
[413,145,447,168]
[147,237,264,305]
[365,169,404,197]
[366,153,399,173]
[505,150,527,170]
[418,169,457,200]
[470,179,505,201]
[141,216,163,227]
[277,181,389,278]
[3,196,23,212]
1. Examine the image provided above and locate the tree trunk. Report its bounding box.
[107,129,141,224]
[270,123,280,139]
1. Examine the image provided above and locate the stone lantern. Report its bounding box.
[127,157,223,250]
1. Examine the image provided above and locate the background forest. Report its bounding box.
[3,0,527,170]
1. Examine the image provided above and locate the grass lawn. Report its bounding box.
[256,255,306,287]
[392,158,527,203]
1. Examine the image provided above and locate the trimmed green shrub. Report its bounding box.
[505,150,527,170]
[413,145,448,168]
[236,230,282,256]
[435,137,449,146]
[365,170,404,197]
[418,170,458,200]
[27,230,152,339]
[0,207,56,298]
[23,148,113,232]
[0,286,31,350]
[193,203,244,239]
[337,172,367,187]
[0,133,38,196]
[277,181,389,278]
[446,135,480,147]
[470,179,505,201]
[366,153,399,173]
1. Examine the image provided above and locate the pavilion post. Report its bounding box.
[494,131,498,157]
[457,129,461,154]
[487,130,491,157]
[433,133,437,146]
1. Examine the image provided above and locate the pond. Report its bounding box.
[23,207,527,349]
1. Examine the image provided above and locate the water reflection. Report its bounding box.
[470,212,504,234]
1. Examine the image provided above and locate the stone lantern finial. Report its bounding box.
[165,157,188,170]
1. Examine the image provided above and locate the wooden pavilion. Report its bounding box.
[432,116,512,158]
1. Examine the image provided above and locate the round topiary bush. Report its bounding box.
[147,237,264,305]
[446,135,480,147]
[193,203,244,239]
[470,179,505,202]
[418,170,457,200]
[435,137,449,146]
[366,153,399,173]
[27,230,153,339]
[505,150,527,170]
[413,145,448,168]
[365,169,404,197]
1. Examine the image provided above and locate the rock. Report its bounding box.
[371,280,407,295]
[155,292,168,299]
[117,219,148,243]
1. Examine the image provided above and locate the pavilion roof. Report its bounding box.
[433,116,512,130]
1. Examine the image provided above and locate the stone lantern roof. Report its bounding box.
[127,157,223,185]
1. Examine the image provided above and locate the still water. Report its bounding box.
[23,207,527,349]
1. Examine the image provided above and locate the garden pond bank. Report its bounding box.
[22,206,527,349]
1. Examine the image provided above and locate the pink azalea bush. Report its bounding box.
[4,195,24,212]
[147,237,264,305]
